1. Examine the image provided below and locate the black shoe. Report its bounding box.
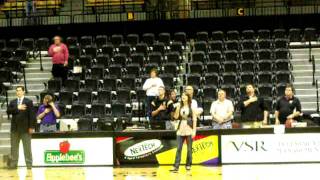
[186,166,191,171]
[169,168,178,173]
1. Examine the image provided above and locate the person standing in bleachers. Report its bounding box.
[143,68,164,120]
[151,86,169,121]
[25,0,36,25]
[48,36,69,86]
[6,86,36,169]
[37,95,61,132]
[275,84,301,125]
[167,89,178,117]
[166,89,179,129]
[25,0,35,16]
[170,92,197,172]
[210,89,234,129]
[185,85,203,116]
[239,84,268,128]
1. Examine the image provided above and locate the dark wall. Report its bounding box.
[1,14,320,40]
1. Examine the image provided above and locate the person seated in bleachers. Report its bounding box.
[239,84,268,128]
[210,89,234,129]
[143,68,164,120]
[48,36,69,86]
[275,84,301,126]
[37,95,60,132]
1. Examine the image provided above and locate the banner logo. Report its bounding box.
[124,139,163,160]
[45,150,85,164]
[44,141,85,164]
[229,141,268,152]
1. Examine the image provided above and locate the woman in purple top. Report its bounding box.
[37,95,61,132]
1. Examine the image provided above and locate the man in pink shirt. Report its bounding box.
[48,36,69,85]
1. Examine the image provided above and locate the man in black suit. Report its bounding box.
[6,86,36,169]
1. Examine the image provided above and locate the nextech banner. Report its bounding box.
[222,133,320,163]
[115,135,219,165]
[18,138,113,166]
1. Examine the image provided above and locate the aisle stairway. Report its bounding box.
[0,53,52,167]
[291,48,320,112]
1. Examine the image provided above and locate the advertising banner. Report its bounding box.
[116,135,219,165]
[18,137,113,166]
[221,133,320,163]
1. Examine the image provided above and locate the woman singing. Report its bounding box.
[170,92,197,172]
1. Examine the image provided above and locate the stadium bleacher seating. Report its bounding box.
[0,27,302,130]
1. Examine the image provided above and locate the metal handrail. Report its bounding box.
[316,79,319,113]
[309,40,312,62]
[312,55,316,86]
[3,0,320,27]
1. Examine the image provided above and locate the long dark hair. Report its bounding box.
[179,92,192,119]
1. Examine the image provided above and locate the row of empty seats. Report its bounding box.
[1,0,63,11]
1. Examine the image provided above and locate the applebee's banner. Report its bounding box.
[221,133,320,163]
[115,135,219,165]
[18,138,113,166]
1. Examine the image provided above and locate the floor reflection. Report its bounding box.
[0,164,319,180]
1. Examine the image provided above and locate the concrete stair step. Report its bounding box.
[8,89,45,97]
[0,120,9,125]
[290,60,314,65]
[292,64,320,70]
[0,154,9,168]
[294,76,320,82]
[296,95,318,102]
[293,82,315,89]
[25,67,52,73]
[291,51,320,55]
[11,83,45,91]
[26,72,52,79]
[291,54,313,59]
[1,122,11,127]
[0,115,9,122]
[0,138,10,146]
[20,77,51,84]
[28,56,51,61]
[295,89,317,95]
[0,145,10,155]
[26,61,52,69]
[29,58,52,63]
[290,48,320,53]
[300,102,318,111]
[292,70,320,76]
[0,132,10,138]
[1,123,11,130]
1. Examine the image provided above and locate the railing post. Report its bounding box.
[39,48,44,71]
[5,88,9,109]
[22,63,28,93]
[312,55,315,85]
[309,40,312,62]
[316,80,319,113]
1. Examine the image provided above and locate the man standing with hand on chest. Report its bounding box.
[239,84,268,128]
[7,86,36,169]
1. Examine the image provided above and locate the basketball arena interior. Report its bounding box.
[0,0,320,179]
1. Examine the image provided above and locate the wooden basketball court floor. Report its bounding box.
[0,164,319,180]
